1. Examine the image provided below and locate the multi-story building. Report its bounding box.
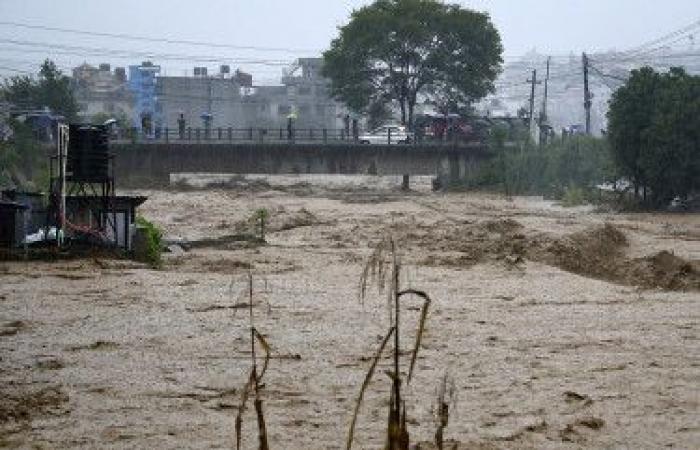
[157,58,345,133]
[128,62,161,132]
[72,63,133,122]
[242,58,344,130]
[156,66,246,131]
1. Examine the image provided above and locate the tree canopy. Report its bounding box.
[1,59,79,120]
[607,66,700,206]
[322,0,503,128]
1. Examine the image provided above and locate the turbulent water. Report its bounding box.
[1,177,698,449]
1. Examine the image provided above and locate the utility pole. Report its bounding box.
[583,52,592,135]
[542,56,551,124]
[539,56,551,145]
[527,69,541,137]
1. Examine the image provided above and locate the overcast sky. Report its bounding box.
[0,0,697,82]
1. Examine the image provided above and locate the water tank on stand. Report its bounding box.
[67,125,110,183]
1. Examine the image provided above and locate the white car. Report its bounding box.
[358,125,413,145]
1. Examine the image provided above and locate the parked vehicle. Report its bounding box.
[358,124,413,145]
[413,113,495,144]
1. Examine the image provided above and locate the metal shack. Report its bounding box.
[0,200,28,248]
[2,190,46,236]
[64,195,147,250]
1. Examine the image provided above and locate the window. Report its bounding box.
[278,105,291,116]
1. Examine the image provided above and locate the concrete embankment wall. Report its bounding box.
[112,143,490,186]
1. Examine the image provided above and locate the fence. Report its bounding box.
[112,127,358,145]
[109,127,485,146]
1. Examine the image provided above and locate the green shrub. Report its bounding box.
[136,216,163,268]
[253,208,269,242]
[454,135,615,199]
[561,186,588,207]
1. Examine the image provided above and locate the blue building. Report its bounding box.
[128,61,161,134]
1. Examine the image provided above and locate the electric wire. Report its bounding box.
[0,20,321,54]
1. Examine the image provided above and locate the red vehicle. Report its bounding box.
[413,113,491,144]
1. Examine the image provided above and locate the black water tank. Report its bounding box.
[67,125,109,182]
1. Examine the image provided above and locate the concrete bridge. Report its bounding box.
[112,142,491,186]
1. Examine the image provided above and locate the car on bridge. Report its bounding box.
[358,124,413,145]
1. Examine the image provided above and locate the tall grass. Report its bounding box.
[348,237,432,450]
[455,134,615,201]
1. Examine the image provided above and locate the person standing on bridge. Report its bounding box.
[287,111,296,142]
[343,114,350,140]
[178,113,186,140]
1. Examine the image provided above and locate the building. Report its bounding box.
[156,58,344,133]
[282,58,341,130]
[72,63,133,123]
[156,65,245,132]
[128,62,161,133]
[242,58,344,130]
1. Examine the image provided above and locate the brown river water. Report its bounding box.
[1,175,698,449]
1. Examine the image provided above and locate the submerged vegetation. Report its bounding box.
[455,133,614,203]
[234,273,272,450]
[349,237,432,450]
[253,208,269,243]
[135,216,163,268]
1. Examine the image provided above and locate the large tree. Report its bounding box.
[607,66,700,206]
[322,0,503,128]
[2,59,79,120]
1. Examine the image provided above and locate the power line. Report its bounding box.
[626,18,700,55]
[591,19,700,64]
[625,32,700,60]
[588,65,624,90]
[0,39,293,66]
[0,21,321,54]
[590,50,700,65]
[588,64,628,82]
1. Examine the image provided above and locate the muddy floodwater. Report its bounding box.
[1,175,699,449]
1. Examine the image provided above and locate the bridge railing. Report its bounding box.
[109,127,486,147]
[111,127,354,144]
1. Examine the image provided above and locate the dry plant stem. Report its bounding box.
[346,326,396,450]
[354,236,432,450]
[249,272,257,385]
[235,272,272,450]
[253,328,271,380]
[235,415,242,450]
[392,238,400,414]
[236,371,256,450]
[254,396,270,450]
[358,237,389,306]
[396,289,431,383]
[434,373,450,450]
[388,238,407,450]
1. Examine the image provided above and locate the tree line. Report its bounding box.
[321,0,698,208]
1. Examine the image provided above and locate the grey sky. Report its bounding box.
[0,0,697,82]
